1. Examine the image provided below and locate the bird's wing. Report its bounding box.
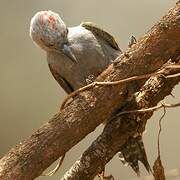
[81,22,120,51]
[48,64,74,94]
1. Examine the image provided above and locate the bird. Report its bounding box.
[30,11,120,94]
[30,10,151,176]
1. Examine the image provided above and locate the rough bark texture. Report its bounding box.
[0,2,179,180]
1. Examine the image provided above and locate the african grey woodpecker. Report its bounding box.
[30,10,151,175]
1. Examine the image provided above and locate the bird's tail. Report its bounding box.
[118,136,151,176]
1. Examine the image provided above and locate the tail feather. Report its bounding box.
[118,136,151,175]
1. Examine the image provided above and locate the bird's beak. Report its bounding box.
[62,44,78,63]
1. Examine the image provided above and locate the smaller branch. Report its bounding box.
[61,65,180,110]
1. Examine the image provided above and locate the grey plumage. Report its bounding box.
[30,10,151,175]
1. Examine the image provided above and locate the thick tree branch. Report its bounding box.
[0,2,179,180]
[61,60,180,180]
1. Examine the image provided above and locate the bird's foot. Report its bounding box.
[86,74,95,84]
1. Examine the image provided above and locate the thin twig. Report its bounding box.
[157,107,166,157]
[109,102,180,121]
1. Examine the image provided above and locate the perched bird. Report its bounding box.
[30,10,150,176]
[30,11,120,93]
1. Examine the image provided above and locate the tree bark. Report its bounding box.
[0,1,179,180]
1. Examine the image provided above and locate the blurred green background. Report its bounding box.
[0,0,179,179]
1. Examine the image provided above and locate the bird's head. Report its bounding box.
[30,10,68,51]
[30,10,77,63]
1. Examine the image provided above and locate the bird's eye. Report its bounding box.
[66,28,69,34]
[40,38,54,47]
